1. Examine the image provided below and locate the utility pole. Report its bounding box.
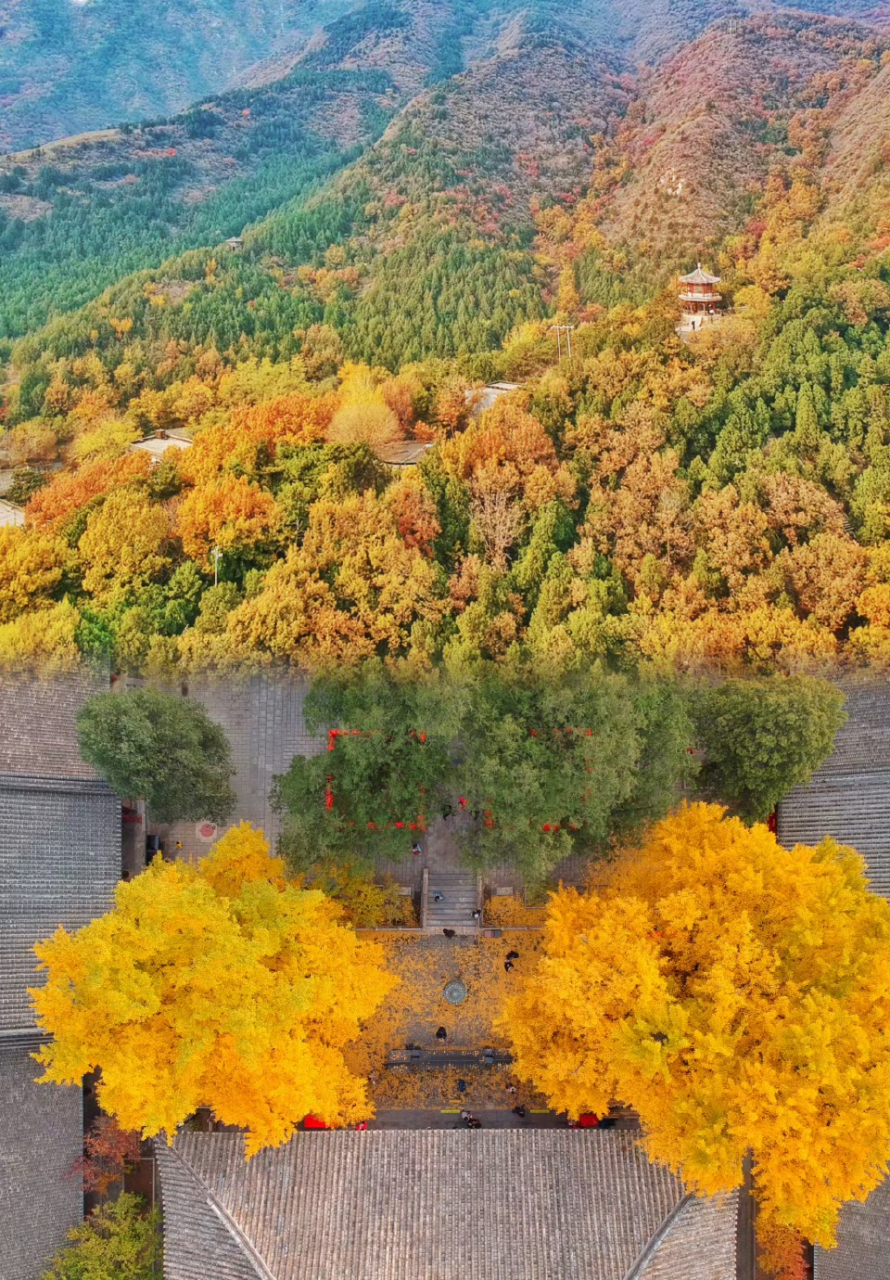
[549,323,576,364]
[211,546,222,588]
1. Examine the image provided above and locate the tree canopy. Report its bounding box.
[76,686,236,823]
[31,824,396,1154]
[501,803,890,1249]
[693,676,848,820]
[275,665,697,880]
[41,1195,160,1280]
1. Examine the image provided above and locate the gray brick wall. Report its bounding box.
[158,675,326,860]
[778,682,890,900]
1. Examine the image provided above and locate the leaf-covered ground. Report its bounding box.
[347,930,549,1110]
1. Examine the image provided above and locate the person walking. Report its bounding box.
[504,959,515,973]
[506,950,519,961]
[434,891,445,903]
[411,842,421,857]
[443,928,456,938]
[512,1105,528,1120]
[436,1026,447,1042]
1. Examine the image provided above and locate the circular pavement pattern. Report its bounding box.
[443,979,468,1005]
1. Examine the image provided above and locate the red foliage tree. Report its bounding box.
[70,1115,142,1197]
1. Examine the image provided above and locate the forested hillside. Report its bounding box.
[0,63,400,339]
[1,0,889,680]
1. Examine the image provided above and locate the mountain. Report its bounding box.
[0,60,401,338]
[819,54,890,247]
[0,0,888,366]
[1,0,890,684]
[592,11,884,263]
[0,2,631,347]
[0,0,356,151]
[4,0,887,153]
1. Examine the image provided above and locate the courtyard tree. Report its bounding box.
[455,670,695,880]
[501,803,890,1250]
[72,1115,143,1197]
[275,665,695,882]
[32,824,397,1155]
[41,1194,161,1280]
[693,675,846,821]
[275,664,462,869]
[76,686,236,823]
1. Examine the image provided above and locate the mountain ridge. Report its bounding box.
[4,0,889,152]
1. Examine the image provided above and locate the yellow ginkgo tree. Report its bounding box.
[500,802,890,1251]
[31,823,397,1156]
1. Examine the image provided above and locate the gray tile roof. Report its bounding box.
[372,442,435,467]
[0,671,107,779]
[814,1178,890,1280]
[0,673,121,1280]
[0,1037,83,1280]
[779,681,890,1279]
[158,1131,737,1280]
[0,774,121,1032]
[778,681,890,899]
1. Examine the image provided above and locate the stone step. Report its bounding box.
[423,867,480,930]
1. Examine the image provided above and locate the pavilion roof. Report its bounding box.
[679,264,721,285]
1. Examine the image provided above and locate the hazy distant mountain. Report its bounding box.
[0,0,355,150]
[3,0,888,152]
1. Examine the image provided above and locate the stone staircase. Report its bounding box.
[423,869,481,931]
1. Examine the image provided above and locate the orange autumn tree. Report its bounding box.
[180,390,335,486]
[176,473,281,565]
[31,823,396,1156]
[501,803,890,1252]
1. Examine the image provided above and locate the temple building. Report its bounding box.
[0,673,121,1280]
[157,1129,739,1280]
[678,264,722,324]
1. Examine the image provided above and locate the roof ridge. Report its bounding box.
[620,1191,694,1280]
[170,1140,277,1280]
[0,773,113,794]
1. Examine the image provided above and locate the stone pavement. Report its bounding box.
[153,672,326,862]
